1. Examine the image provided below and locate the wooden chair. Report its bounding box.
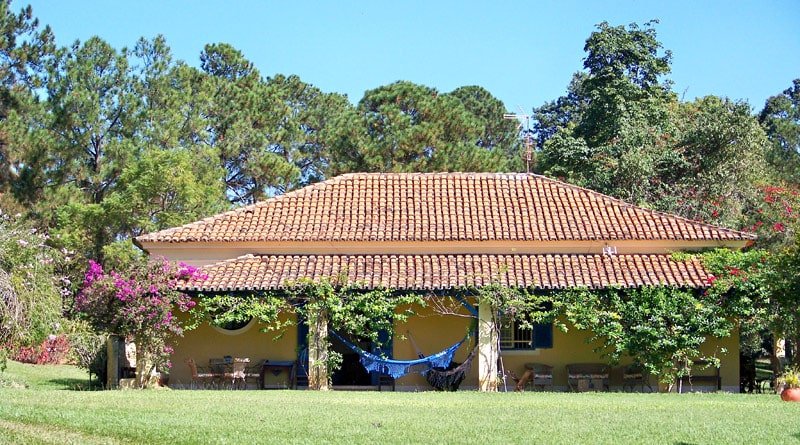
[522,363,553,391]
[245,359,264,389]
[185,358,216,389]
[225,357,249,389]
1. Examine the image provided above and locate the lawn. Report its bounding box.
[1,360,799,445]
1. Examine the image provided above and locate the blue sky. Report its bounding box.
[28,0,799,114]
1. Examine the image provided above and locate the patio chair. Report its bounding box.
[520,362,554,391]
[225,357,249,389]
[245,359,264,389]
[185,358,216,389]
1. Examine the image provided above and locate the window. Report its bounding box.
[499,314,553,350]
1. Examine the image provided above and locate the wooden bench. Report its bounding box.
[678,360,721,392]
[567,363,609,392]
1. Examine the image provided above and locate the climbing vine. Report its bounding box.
[193,275,423,390]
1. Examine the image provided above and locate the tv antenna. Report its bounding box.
[503,105,534,173]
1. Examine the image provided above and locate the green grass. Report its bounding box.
[2,360,800,445]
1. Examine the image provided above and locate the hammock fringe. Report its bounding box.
[425,345,478,391]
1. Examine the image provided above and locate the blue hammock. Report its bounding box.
[330,330,472,379]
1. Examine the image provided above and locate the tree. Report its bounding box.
[535,21,769,232]
[39,36,140,264]
[557,281,756,391]
[576,20,674,147]
[260,73,351,193]
[75,257,203,388]
[447,85,524,171]
[760,79,800,183]
[0,1,54,195]
[329,81,516,175]
[671,96,769,227]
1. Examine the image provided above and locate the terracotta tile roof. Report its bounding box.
[136,173,755,245]
[182,253,710,292]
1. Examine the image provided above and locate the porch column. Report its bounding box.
[478,300,498,392]
[106,335,121,389]
[307,309,329,391]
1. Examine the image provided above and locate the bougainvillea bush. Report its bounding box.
[76,257,204,388]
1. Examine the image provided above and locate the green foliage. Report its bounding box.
[329,81,519,175]
[778,365,800,389]
[0,211,69,348]
[66,326,107,386]
[194,293,293,335]
[760,79,800,183]
[469,283,556,330]
[288,276,422,345]
[535,21,768,231]
[557,285,735,385]
[75,257,203,388]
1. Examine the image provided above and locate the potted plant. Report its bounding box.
[777,366,800,401]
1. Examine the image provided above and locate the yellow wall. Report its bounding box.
[167,300,740,392]
[168,309,298,388]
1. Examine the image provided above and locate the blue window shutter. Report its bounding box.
[532,322,553,349]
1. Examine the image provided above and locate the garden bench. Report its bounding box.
[622,364,653,392]
[566,363,609,392]
[678,360,721,392]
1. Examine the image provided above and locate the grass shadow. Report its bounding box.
[48,377,101,391]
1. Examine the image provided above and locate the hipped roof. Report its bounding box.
[136,172,755,245]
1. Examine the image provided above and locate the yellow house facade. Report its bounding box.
[135,172,753,391]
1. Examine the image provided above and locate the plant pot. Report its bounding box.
[781,387,800,402]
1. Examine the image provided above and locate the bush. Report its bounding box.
[68,329,107,386]
[11,335,71,364]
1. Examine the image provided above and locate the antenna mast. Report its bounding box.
[503,105,534,173]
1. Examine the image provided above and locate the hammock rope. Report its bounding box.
[330,330,472,379]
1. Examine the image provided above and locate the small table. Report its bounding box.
[260,361,296,389]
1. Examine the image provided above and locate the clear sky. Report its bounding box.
[27,0,800,114]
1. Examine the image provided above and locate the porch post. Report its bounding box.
[478,300,498,392]
[307,309,329,391]
[106,335,121,389]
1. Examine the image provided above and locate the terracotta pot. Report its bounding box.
[781,387,800,402]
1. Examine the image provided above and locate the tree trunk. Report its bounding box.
[478,301,498,392]
[770,334,785,392]
[135,353,155,389]
[308,308,329,391]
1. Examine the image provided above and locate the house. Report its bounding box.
[134,172,754,391]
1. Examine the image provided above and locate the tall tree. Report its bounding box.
[0,1,54,200]
[41,36,141,263]
[760,79,800,184]
[535,21,768,230]
[199,42,271,205]
[448,85,524,171]
[329,81,515,175]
